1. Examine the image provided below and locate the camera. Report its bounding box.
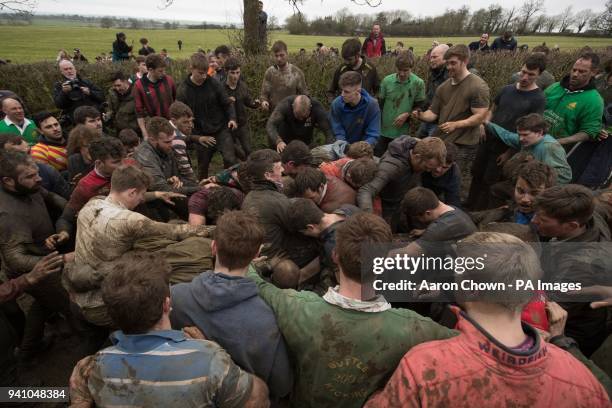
[64,79,81,91]
[63,79,83,101]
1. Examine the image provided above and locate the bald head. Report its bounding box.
[59,59,77,79]
[292,95,312,121]
[430,44,449,69]
[2,98,25,123]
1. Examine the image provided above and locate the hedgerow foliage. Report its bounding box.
[0,49,592,148]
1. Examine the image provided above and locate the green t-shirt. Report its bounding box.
[379,73,425,139]
[543,82,603,140]
[247,266,456,408]
[0,118,39,146]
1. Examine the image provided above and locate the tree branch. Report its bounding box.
[0,0,37,14]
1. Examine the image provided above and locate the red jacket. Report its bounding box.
[362,33,386,58]
[365,306,609,407]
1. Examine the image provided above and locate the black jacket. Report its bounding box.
[224,79,258,127]
[52,75,104,122]
[357,135,418,213]
[328,58,380,100]
[176,76,236,135]
[241,180,318,267]
[424,66,448,108]
[266,95,333,147]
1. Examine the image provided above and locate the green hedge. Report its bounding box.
[0,50,589,148]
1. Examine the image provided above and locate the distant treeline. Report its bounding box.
[0,13,236,30]
[286,1,612,37]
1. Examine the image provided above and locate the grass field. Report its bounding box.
[0,25,609,63]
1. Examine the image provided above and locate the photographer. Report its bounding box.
[52,60,104,126]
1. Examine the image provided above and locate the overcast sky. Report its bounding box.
[35,0,606,24]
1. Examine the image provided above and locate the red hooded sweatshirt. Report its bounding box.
[365,306,609,407]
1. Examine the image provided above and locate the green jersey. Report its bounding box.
[379,72,425,139]
[247,267,456,408]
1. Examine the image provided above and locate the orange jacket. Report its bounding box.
[365,306,609,408]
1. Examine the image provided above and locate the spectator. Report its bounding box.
[544,52,604,146]
[417,43,449,137]
[491,31,518,52]
[30,111,68,172]
[377,51,426,157]
[328,38,380,101]
[532,184,612,356]
[414,44,490,196]
[133,117,200,198]
[72,48,88,63]
[73,105,103,135]
[177,52,238,178]
[330,71,381,146]
[0,97,39,145]
[171,210,293,399]
[0,134,70,199]
[467,52,548,209]
[357,136,446,220]
[487,113,572,184]
[246,212,456,407]
[138,37,155,56]
[260,41,308,111]
[168,101,197,181]
[266,94,333,152]
[133,53,176,139]
[468,33,490,52]
[258,1,267,47]
[213,45,231,83]
[0,151,73,362]
[111,32,132,62]
[129,55,147,84]
[69,252,269,407]
[160,48,172,64]
[52,60,104,125]
[361,23,386,58]
[293,166,357,212]
[66,125,101,184]
[224,57,259,158]
[365,232,609,407]
[106,71,139,136]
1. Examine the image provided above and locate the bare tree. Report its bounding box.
[531,14,547,32]
[557,6,574,32]
[543,15,560,33]
[0,0,36,14]
[590,0,612,35]
[517,0,544,33]
[500,6,517,32]
[574,9,595,33]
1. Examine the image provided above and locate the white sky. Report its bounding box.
[35,0,606,25]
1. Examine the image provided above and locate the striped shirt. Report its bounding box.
[133,74,176,119]
[31,141,68,172]
[171,125,195,179]
[89,330,253,407]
